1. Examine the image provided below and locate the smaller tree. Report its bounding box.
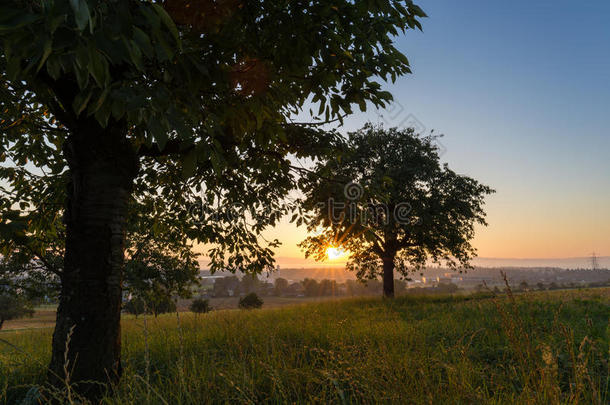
[240,274,261,295]
[238,293,263,309]
[123,295,176,317]
[124,234,200,315]
[274,278,289,296]
[436,283,458,294]
[302,278,320,297]
[299,124,494,297]
[319,279,338,296]
[190,298,211,314]
[213,276,240,297]
[0,294,34,330]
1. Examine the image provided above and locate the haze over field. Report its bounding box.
[256,256,610,270]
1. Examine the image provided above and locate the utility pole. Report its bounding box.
[590,252,600,271]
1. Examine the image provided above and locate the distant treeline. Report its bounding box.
[199,274,610,299]
[199,275,461,298]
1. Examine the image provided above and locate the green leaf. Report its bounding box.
[148,117,168,150]
[94,101,111,127]
[72,90,93,116]
[0,11,39,32]
[91,87,109,114]
[36,39,53,73]
[88,48,108,87]
[133,27,153,58]
[46,55,62,79]
[70,0,91,31]
[151,3,181,50]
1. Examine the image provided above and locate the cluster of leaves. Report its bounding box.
[298,124,494,280]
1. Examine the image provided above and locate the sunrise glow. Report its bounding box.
[326,247,347,260]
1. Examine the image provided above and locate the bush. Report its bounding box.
[238,293,263,309]
[123,295,176,317]
[0,294,34,330]
[190,298,211,314]
[123,297,146,316]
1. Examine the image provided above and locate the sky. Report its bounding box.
[255,0,610,268]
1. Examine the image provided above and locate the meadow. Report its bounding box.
[1,288,608,404]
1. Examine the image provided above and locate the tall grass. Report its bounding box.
[1,288,608,404]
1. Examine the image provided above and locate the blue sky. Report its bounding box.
[267,0,610,264]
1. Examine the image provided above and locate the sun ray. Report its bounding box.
[326,246,346,260]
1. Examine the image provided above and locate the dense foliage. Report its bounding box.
[0,0,427,273]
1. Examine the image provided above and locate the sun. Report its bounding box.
[326,246,346,260]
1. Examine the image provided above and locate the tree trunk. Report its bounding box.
[382,256,395,298]
[48,122,138,401]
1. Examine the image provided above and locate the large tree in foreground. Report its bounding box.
[0,0,426,398]
[299,125,494,297]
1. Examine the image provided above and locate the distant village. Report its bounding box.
[193,266,610,299]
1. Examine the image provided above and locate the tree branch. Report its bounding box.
[137,139,195,157]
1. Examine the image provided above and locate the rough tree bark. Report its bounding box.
[48,121,138,400]
[382,255,395,298]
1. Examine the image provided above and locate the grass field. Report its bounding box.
[1,288,608,404]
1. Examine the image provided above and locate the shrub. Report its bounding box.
[190,298,211,314]
[436,283,458,293]
[123,295,176,317]
[238,293,263,309]
[0,294,34,330]
[123,297,147,316]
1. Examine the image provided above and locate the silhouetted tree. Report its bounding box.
[213,276,240,297]
[299,125,494,297]
[302,279,320,297]
[190,298,211,314]
[274,278,289,296]
[238,293,263,309]
[241,274,261,295]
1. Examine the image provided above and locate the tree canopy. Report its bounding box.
[1,0,427,273]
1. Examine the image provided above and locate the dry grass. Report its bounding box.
[1,307,56,332]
